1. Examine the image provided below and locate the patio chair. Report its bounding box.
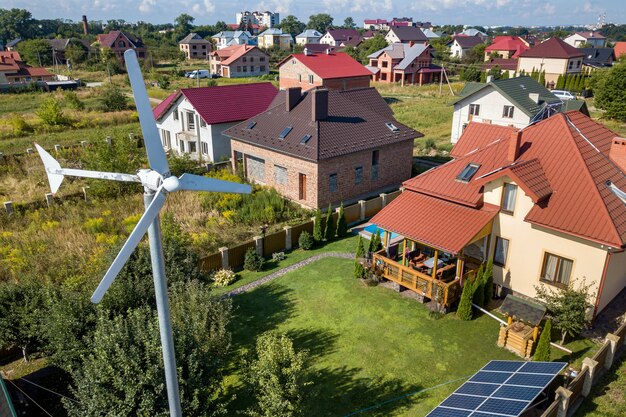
[436,264,456,281]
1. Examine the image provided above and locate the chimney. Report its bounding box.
[285,87,301,112]
[508,130,522,162]
[486,75,494,83]
[610,137,626,173]
[304,47,310,56]
[82,15,88,36]
[326,48,331,55]
[529,93,540,103]
[311,89,328,121]
[409,40,414,47]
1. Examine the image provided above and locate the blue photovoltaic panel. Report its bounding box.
[478,398,528,416]
[507,373,554,387]
[519,361,566,374]
[482,361,525,373]
[469,371,512,384]
[441,394,485,410]
[457,382,499,397]
[427,408,472,417]
[493,386,542,401]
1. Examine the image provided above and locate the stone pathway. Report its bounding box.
[225,252,354,297]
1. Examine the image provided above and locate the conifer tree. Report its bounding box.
[472,265,485,307]
[354,236,366,279]
[313,209,323,243]
[556,74,564,90]
[336,203,348,238]
[538,70,545,86]
[457,278,475,320]
[323,204,334,241]
[483,259,494,304]
[368,229,382,254]
[533,320,552,361]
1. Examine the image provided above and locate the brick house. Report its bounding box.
[484,36,530,60]
[366,43,441,86]
[384,26,428,45]
[47,38,92,64]
[209,45,270,78]
[224,87,422,209]
[178,33,211,60]
[517,37,584,87]
[0,51,55,83]
[96,30,146,62]
[278,51,372,91]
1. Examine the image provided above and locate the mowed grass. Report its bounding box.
[145,74,279,100]
[576,354,626,417]
[224,257,518,416]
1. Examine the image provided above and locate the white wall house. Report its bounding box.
[211,31,252,50]
[295,29,323,45]
[447,36,483,59]
[564,32,606,48]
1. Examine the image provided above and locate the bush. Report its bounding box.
[8,113,32,136]
[483,259,494,303]
[37,97,69,127]
[335,203,348,238]
[64,91,85,110]
[534,319,552,361]
[244,247,264,271]
[298,231,313,250]
[368,229,382,254]
[323,204,334,241]
[457,278,475,320]
[271,252,285,262]
[99,83,128,112]
[211,268,237,286]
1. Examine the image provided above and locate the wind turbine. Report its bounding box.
[35,49,251,417]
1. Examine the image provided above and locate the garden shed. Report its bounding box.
[497,294,547,358]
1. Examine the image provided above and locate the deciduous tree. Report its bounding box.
[307,14,333,34]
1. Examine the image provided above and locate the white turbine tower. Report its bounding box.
[35,49,251,417]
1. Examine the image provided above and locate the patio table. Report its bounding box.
[423,257,444,269]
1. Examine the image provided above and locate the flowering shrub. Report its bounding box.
[211,268,237,287]
[272,252,285,262]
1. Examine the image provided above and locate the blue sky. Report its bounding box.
[5,0,624,27]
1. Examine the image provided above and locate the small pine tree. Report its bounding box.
[368,229,381,254]
[533,320,552,361]
[538,70,546,86]
[501,71,509,79]
[323,204,334,241]
[483,259,494,304]
[556,74,564,90]
[457,278,475,320]
[354,236,366,279]
[336,203,348,238]
[577,74,585,92]
[564,75,572,91]
[480,71,487,82]
[473,265,485,307]
[313,209,323,243]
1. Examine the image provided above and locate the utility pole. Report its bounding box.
[439,65,444,97]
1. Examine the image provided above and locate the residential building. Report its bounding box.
[320,29,361,47]
[227,23,263,36]
[5,38,21,51]
[448,35,483,59]
[580,48,615,69]
[295,29,323,46]
[366,43,441,86]
[363,19,388,30]
[0,51,55,83]
[484,36,530,60]
[362,30,380,40]
[564,31,606,48]
[517,37,584,86]
[209,45,270,78]
[614,42,626,59]
[460,28,488,40]
[211,31,252,50]
[450,76,562,143]
[257,28,293,50]
[301,43,336,54]
[384,26,428,45]
[153,83,278,162]
[225,87,422,209]
[96,30,146,62]
[278,51,371,91]
[371,111,626,317]
[422,28,440,39]
[482,58,519,78]
[236,11,279,28]
[178,33,211,60]
[389,17,414,27]
[46,38,92,65]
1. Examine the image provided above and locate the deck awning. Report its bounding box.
[371,191,499,254]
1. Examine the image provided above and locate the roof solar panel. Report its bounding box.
[493,386,542,401]
[469,371,512,384]
[507,373,554,387]
[482,361,525,373]
[427,408,473,417]
[478,398,528,416]
[519,362,565,375]
[441,394,485,410]
[456,382,499,397]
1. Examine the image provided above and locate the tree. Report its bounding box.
[313,209,323,243]
[457,278,475,320]
[307,14,333,34]
[280,15,305,40]
[343,17,356,29]
[461,65,481,82]
[335,203,347,238]
[538,70,546,86]
[37,97,69,126]
[534,279,594,344]
[354,236,366,279]
[368,230,382,254]
[174,13,194,36]
[487,65,502,81]
[65,42,87,65]
[472,265,485,307]
[323,204,334,241]
[99,83,128,111]
[533,319,552,361]
[595,60,626,121]
[17,39,53,66]
[355,34,388,64]
[464,43,486,64]
[556,74,565,90]
[0,8,34,42]
[483,259,494,304]
[242,332,310,417]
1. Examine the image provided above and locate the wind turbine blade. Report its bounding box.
[178,173,252,194]
[91,187,168,303]
[35,143,64,194]
[125,49,170,177]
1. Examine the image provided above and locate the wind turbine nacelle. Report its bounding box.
[138,169,165,191]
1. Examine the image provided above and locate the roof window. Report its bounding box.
[386,122,399,132]
[300,134,312,145]
[247,121,257,129]
[456,163,481,182]
[279,126,293,139]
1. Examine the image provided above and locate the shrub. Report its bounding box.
[37,97,69,127]
[457,278,475,320]
[298,231,313,250]
[211,268,237,287]
[368,229,381,254]
[354,236,366,279]
[534,319,552,361]
[335,203,348,238]
[99,83,128,111]
[323,204,334,241]
[8,113,32,135]
[271,252,285,262]
[472,265,485,308]
[313,209,323,243]
[64,91,85,110]
[244,247,264,272]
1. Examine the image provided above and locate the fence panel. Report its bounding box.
[567,367,588,404]
[344,203,361,224]
[228,240,256,269]
[540,400,559,417]
[264,230,286,257]
[199,252,222,273]
[364,197,382,218]
[592,342,610,374]
[291,221,314,247]
[386,190,402,204]
[615,321,626,340]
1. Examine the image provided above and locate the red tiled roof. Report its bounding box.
[96,30,145,48]
[0,57,20,72]
[0,51,21,61]
[519,37,584,59]
[280,52,372,79]
[614,42,626,58]
[15,66,54,77]
[371,191,500,254]
[477,158,553,203]
[220,45,262,65]
[153,83,278,125]
[451,123,518,158]
[364,19,388,24]
[485,36,530,58]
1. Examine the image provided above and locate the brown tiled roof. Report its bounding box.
[451,123,518,158]
[221,45,262,65]
[452,35,483,49]
[387,26,428,42]
[97,30,145,48]
[326,29,361,42]
[519,37,583,59]
[223,87,422,162]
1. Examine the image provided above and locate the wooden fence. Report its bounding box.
[228,241,256,269]
[263,230,286,257]
[364,198,382,218]
[199,252,222,272]
[291,221,314,248]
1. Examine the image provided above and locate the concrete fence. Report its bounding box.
[541,320,626,417]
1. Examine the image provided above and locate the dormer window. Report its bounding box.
[300,134,312,145]
[456,163,480,182]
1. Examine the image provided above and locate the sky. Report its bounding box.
[4,0,624,27]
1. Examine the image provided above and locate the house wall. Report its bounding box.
[449,41,469,59]
[319,33,337,46]
[180,42,210,59]
[450,87,531,143]
[296,36,320,45]
[564,35,606,48]
[484,177,608,315]
[517,56,583,85]
[223,50,270,78]
[597,249,626,313]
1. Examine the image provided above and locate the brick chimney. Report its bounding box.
[285,87,301,112]
[82,15,88,35]
[409,40,414,47]
[610,137,626,173]
[311,89,328,121]
[508,129,522,162]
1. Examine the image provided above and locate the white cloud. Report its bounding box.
[138,0,156,13]
[191,0,215,15]
[257,0,293,15]
[496,0,511,8]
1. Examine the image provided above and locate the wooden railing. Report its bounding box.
[372,250,463,307]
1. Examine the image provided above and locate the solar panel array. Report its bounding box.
[426,361,567,417]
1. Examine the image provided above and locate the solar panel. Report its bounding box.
[426,361,566,417]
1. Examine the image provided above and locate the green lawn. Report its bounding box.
[576,353,626,417]
[224,257,519,416]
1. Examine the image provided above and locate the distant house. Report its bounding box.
[517,37,584,86]
[366,43,440,86]
[295,29,323,45]
[209,45,270,78]
[153,83,278,162]
[46,38,92,64]
[482,58,519,78]
[211,31,252,50]
[422,28,440,39]
[278,51,371,91]
[224,87,422,209]
[178,33,211,60]
[257,28,293,50]
[447,35,483,59]
[5,38,21,51]
[384,26,428,45]
[320,29,361,47]
[564,31,606,48]
[363,19,388,30]
[450,76,562,143]
[96,30,146,62]
[580,47,615,69]
[0,51,55,83]
[459,28,487,40]
[484,36,530,60]
[614,42,626,59]
[227,23,263,35]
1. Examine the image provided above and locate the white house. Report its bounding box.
[211,31,252,50]
[447,35,483,59]
[153,83,279,162]
[450,76,561,143]
[320,29,361,47]
[295,29,323,45]
[564,31,606,48]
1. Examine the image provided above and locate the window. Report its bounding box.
[260,65,266,72]
[385,122,399,132]
[298,74,302,82]
[382,61,388,68]
[456,163,480,182]
[541,253,574,287]
[189,141,197,153]
[243,66,247,72]
[247,155,265,181]
[502,105,514,118]
[568,61,573,69]
[329,173,338,192]
[371,150,379,180]
[250,57,254,62]
[300,134,312,145]
[243,57,247,62]
[179,140,185,153]
[186,112,195,130]
[501,183,517,214]
[160,129,171,148]
[247,121,257,129]
[274,165,288,185]
[173,110,179,121]
[494,237,510,267]
[469,104,480,116]
[355,166,363,184]
[576,60,580,68]
[200,118,206,128]
[308,74,314,84]
[201,142,208,155]
[279,126,293,139]
[192,45,196,49]
[237,66,241,72]
[260,56,265,62]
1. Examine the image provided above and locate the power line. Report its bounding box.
[4,377,55,417]
[17,376,81,404]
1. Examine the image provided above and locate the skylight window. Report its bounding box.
[279,126,293,139]
[456,163,481,182]
[247,121,256,129]
[300,134,312,145]
[386,122,399,132]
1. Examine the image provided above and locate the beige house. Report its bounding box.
[209,45,270,78]
[257,28,293,50]
[178,33,211,60]
[517,37,584,87]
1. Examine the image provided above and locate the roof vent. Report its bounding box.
[386,122,399,132]
[529,93,540,104]
[486,75,494,83]
[304,47,311,56]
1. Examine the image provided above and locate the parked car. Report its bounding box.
[551,90,576,101]
[187,70,211,79]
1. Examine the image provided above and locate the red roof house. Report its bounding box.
[485,36,530,59]
[0,53,55,83]
[517,37,585,86]
[96,30,146,63]
[209,45,270,78]
[614,42,626,59]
